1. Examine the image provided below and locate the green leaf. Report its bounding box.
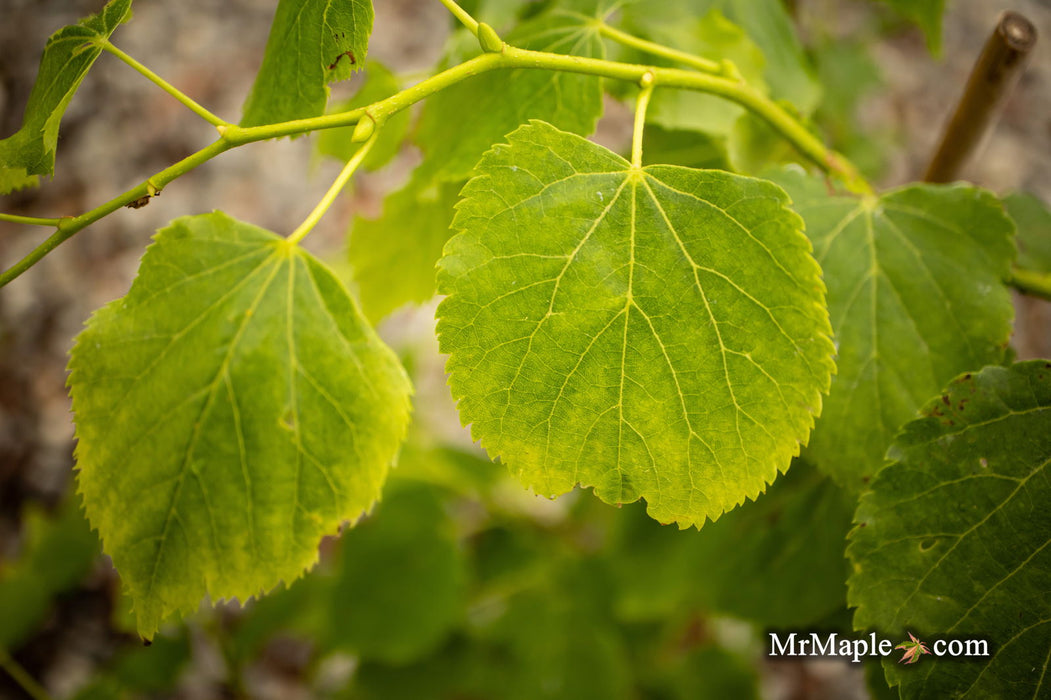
[316,63,409,172]
[437,121,834,527]
[0,0,132,194]
[772,169,1015,487]
[719,0,820,114]
[656,646,760,700]
[415,6,605,182]
[873,0,945,53]
[684,461,853,625]
[848,361,1051,698]
[325,482,466,663]
[349,173,461,322]
[727,110,806,176]
[620,0,820,116]
[608,461,853,626]
[68,212,411,638]
[641,126,730,171]
[1004,191,1051,273]
[810,37,888,180]
[481,559,632,700]
[0,500,99,650]
[241,0,373,127]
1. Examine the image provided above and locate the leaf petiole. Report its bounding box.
[1008,266,1051,301]
[596,22,723,75]
[631,73,655,168]
[101,41,229,129]
[286,131,377,245]
[0,213,63,227]
[437,0,479,35]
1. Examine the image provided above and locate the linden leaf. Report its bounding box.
[849,361,1051,698]
[0,0,132,193]
[772,168,1015,488]
[609,460,853,627]
[68,212,411,638]
[619,0,820,117]
[348,173,461,322]
[436,121,834,527]
[1004,191,1051,273]
[241,0,373,127]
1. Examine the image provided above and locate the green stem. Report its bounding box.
[597,22,723,75]
[438,0,479,34]
[632,74,655,168]
[0,649,53,700]
[1,32,872,286]
[0,213,62,227]
[0,139,231,288]
[1009,267,1051,301]
[499,45,872,194]
[287,135,376,245]
[103,41,229,128]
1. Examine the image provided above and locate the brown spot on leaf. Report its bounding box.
[328,50,356,70]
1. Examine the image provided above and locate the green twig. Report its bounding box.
[1,30,872,286]
[103,41,229,128]
[438,0,480,34]
[631,73,655,168]
[499,45,873,194]
[287,133,376,245]
[1009,267,1051,301]
[0,213,62,227]
[0,649,53,700]
[597,22,723,75]
[0,139,231,288]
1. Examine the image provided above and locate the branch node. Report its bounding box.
[351,113,376,143]
[478,22,504,54]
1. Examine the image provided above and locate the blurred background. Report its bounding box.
[0,1,1049,698]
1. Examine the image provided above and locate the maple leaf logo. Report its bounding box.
[895,632,931,664]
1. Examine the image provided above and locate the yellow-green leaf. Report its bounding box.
[437,121,834,527]
[0,0,132,193]
[68,212,411,638]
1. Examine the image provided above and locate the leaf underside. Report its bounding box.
[849,361,1051,699]
[0,0,132,194]
[772,169,1015,488]
[437,121,834,528]
[69,212,411,638]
